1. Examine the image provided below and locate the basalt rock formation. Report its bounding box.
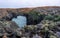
[0,6,60,38]
[0,21,19,36]
[0,6,60,25]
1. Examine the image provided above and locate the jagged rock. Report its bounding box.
[0,6,59,18]
[0,21,19,36]
[56,32,60,38]
[0,8,33,19]
[0,6,60,25]
[32,34,42,38]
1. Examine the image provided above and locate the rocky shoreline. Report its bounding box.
[0,6,60,38]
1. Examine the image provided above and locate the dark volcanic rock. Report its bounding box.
[0,6,60,19]
[0,21,20,37]
[0,6,60,25]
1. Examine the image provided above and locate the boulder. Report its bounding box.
[0,21,19,36]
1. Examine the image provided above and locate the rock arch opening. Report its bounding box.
[12,15,27,27]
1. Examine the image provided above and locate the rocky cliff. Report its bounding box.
[0,6,60,37]
[0,6,60,18]
[0,8,33,18]
[0,6,60,25]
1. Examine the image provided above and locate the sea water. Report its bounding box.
[12,16,27,27]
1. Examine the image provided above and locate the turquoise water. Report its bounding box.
[12,16,27,27]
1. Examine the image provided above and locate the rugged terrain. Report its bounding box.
[0,6,60,38]
[0,6,60,24]
[0,6,60,19]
